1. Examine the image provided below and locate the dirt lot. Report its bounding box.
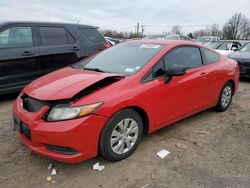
[0,80,250,188]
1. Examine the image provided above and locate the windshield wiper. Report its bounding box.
[83,67,106,73]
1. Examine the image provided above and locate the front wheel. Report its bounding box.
[215,82,233,112]
[99,109,143,161]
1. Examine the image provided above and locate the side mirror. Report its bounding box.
[231,47,238,51]
[164,64,186,83]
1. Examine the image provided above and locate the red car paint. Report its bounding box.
[13,40,239,163]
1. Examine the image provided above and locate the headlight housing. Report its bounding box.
[46,102,103,121]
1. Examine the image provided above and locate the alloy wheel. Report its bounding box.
[221,85,232,108]
[110,118,139,154]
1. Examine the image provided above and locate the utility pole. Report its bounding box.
[136,23,139,37]
[141,25,145,37]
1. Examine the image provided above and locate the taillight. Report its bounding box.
[103,42,110,49]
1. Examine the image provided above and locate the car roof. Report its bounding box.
[0,21,97,28]
[128,39,201,46]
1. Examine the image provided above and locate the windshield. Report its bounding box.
[240,43,250,52]
[208,42,223,49]
[197,37,211,43]
[76,42,165,75]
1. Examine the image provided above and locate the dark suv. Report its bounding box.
[0,21,109,94]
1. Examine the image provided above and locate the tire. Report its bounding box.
[99,108,143,161]
[215,82,233,112]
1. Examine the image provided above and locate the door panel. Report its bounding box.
[39,45,80,73]
[38,26,81,75]
[153,67,211,128]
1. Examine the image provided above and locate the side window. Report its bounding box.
[153,59,165,78]
[143,71,153,82]
[0,27,33,48]
[164,46,202,69]
[40,27,74,46]
[142,59,165,82]
[79,28,105,42]
[201,48,220,64]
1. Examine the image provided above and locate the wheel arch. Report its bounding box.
[127,106,149,135]
[97,105,150,158]
[227,79,235,95]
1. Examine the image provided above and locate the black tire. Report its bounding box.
[215,82,233,112]
[99,108,143,161]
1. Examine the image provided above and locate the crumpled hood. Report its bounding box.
[227,51,250,61]
[23,67,123,101]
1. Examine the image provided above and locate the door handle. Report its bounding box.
[71,47,80,51]
[199,72,207,79]
[21,51,34,56]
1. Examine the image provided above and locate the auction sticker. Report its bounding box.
[140,44,160,48]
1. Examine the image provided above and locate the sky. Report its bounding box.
[0,0,250,34]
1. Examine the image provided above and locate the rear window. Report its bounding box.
[202,48,220,64]
[79,28,105,42]
[40,27,75,46]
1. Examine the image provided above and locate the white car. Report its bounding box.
[196,36,220,46]
[210,41,242,55]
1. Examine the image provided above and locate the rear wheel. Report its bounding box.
[215,82,233,112]
[99,109,143,161]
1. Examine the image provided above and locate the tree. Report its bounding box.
[222,13,250,39]
[171,25,182,35]
[193,29,208,38]
[206,24,222,38]
[192,24,222,38]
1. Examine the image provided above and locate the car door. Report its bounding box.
[152,46,211,128]
[37,25,81,75]
[0,25,39,94]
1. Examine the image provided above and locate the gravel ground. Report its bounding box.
[0,80,250,188]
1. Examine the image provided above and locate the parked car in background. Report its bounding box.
[165,34,192,41]
[196,36,220,45]
[227,42,250,77]
[144,35,165,40]
[208,41,242,55]
[105,37,121,46]
[105,37,116,46]
[0,21,109,95]
[13,40,239,163]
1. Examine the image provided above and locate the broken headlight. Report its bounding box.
[46,102,103,121]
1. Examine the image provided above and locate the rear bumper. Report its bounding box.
[237,61,250,77]
[13,95,108,163]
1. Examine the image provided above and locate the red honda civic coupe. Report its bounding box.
[13,40,239,163]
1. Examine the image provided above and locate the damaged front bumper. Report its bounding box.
[13,94,108,163]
